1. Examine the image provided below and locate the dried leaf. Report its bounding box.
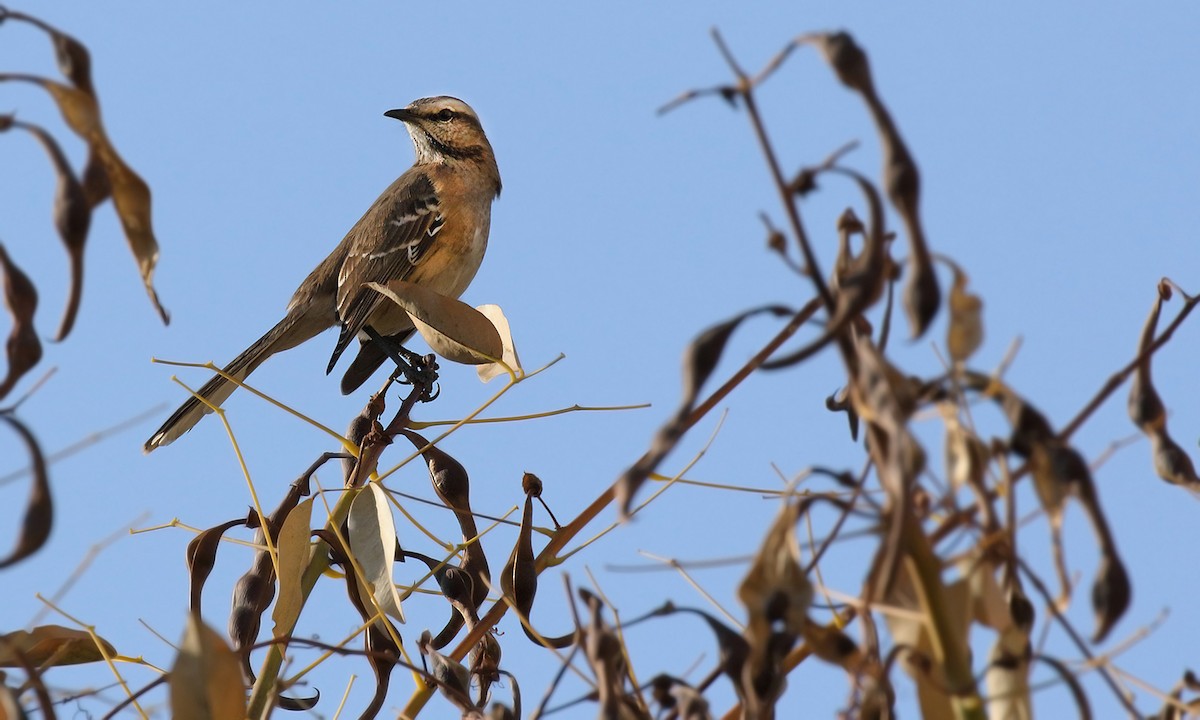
[101,142,168,324]
[737,502,810,662]
[475,304,523,381]
[0,625,115,667]
[946,262,983,364]
[800,620,861,669]
[0,245,42,401]
[942,407,990,497]
[366,280,502,364]
[0,74,167,324]
[271,497,314,639]
[347,482,405,623]
[170,614,247,720]
[0,415,52,568]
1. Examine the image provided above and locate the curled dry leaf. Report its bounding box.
[347,482,406,623]
[0,74,168,323]
[475,303,522,382]
[170,614,247,720]
[0,245,42,401]
[0,624,116,667]
[0,414,52,568]
[367,280,502,364]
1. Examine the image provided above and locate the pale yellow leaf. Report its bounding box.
[366,280,502,365]
[475,304,522,382]
[347,483,405,623]
[0,624,115,667]
[271,497,314,638]
[169,614,246,720]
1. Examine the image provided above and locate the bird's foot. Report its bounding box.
[391,349,440,402]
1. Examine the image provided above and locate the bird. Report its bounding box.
[144,96,501,453]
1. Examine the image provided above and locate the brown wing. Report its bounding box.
[326,170,444,373]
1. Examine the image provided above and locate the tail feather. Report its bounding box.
[339,329,415,395]
[143,313,312,453]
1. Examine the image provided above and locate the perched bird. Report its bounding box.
[144,96,501,452]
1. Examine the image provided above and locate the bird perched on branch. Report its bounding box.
[144,96,501,452]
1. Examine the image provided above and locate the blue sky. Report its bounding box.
[2,3,1200,717]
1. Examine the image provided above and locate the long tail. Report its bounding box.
[143,312,319,453]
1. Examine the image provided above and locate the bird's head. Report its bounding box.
[386,96,500,194]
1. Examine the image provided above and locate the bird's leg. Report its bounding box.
[362,326,440,401]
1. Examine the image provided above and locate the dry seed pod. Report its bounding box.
[1151,429,1200,488]
[1,10,95,94]
[471,631,502,706]
[0,415,51,569]
[361,622,400,720]
[500,488,572,648]
[0,245,42,401]
[185,516,250,613]
[1091,552,1131,644]
[738,502,810,665]
[661,605,751,713]
[401,549,478,649]
[3,119,92,341]
[401,431,491,610]
[418,629,473,710]
[1128,289,1167,432]
[402,430,471,512]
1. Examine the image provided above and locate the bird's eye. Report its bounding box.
[435,109,455,122]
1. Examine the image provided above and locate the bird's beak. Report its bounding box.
[384,107,417,123]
